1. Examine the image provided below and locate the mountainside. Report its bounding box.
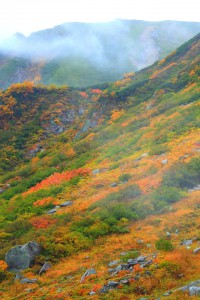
[0,20,200,88]
[0,33,200,299]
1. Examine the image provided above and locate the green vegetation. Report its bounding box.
[155,238,174,251]
[0,33,199,269]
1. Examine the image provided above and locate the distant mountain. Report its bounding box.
[0,20,199,88]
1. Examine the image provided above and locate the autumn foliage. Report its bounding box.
[24,168,90,194]
[30,215,57,229]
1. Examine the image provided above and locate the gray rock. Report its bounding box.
[134,157,142,162]
[28,144,43,157]
[81,268,97,282]
[174,279,200,292]
[47,208,57,214]
[136,239,144,244]
[111,265,123,275]
[141,259,152,268]
[89,291,96,295]
[180,239,193,246]
[24,288,33,293]
[39,262,51,275]
[119,279,129,284]
[136,255,146,262]
[95,184,104,189]
[162,159,168,165]
[0,188,5,194]
[110,182,118,187]
[163,291,172,296]
[108,281,119,287]
[59,201,73,207]
[108,260,120,267]
[20,278,38,284]
[15,273,23,281]
[193,247,200,254]
[5,241,40,269]
[141,153,149,158]
[189,286,200,296]
[92,169,100,175]
[78,108,84,116]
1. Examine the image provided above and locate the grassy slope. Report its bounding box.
[0,34,199,299]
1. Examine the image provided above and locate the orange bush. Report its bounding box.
[24,168,90,194]
[0,260,8,271]
[30,215,57,229]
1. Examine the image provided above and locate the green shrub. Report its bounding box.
[155,238,174,251]
[118,173,132,182]
[152,186,185,207]
[163,157,200,189]
[159,261,180,275]
[149,144,168,155]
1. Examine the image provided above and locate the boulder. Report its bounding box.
[189,286,200,296]
[5,241,40,269]
[110,182,118,187]
[180,239,193,246]
[92,169,100,175]
[174,279,200,292]
[162,159,168,165]
[108,260,120,267]
[47,208,57,214]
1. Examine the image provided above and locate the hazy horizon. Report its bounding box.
[1,0,200,40]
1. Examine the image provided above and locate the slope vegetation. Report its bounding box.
[0,33,199,299]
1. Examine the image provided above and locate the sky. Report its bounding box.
[0,0,200,38]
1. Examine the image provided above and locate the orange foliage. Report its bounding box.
[0,260,8,271]
[24,168,90,194]
[109,109,124,123]
[114,77,132,87]
[90,89,102,94]
[150,63,177,79]
[189,69,195,76]
[134,264,143,272]
[136,175,161,193]
[31,215,57,229]
[180,82,197,94]
[7,81,34,96]
[123,72,135,78]
[33,196,56,207]
[79,91,88,98]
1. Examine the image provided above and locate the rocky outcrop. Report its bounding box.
[81,268,97,282]
[5,241,40,269]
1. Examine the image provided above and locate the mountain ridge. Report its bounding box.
[0,19,200,88]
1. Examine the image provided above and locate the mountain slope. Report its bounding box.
[0,20,200,88]
[0,34,199,299]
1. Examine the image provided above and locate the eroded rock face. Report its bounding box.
[5,241,40,269]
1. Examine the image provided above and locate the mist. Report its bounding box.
[0,19,200,87]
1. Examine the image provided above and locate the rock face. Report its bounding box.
[5,241,40,269]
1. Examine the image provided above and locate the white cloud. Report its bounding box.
[0,0,199,37]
